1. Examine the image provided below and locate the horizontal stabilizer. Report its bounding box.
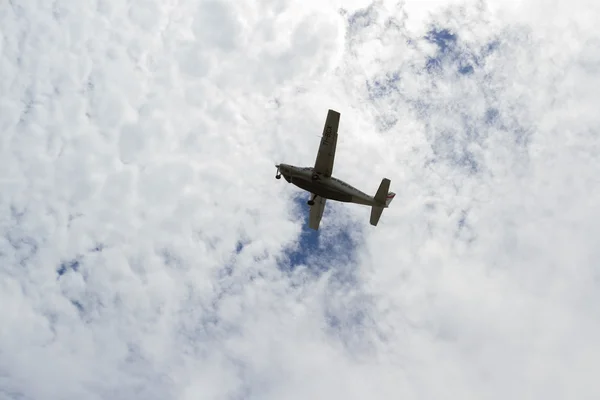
[370,178,394,226]
[374,178,391,206]
[370,206,384,226]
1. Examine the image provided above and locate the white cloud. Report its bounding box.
[1,0,599,399]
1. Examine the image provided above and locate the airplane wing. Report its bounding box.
[308,196,327,230]
[313,109,340,178]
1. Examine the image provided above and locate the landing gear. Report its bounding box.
[275,165,281,179]
[307,194,317,206]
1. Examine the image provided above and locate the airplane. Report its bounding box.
[275,109,395,230]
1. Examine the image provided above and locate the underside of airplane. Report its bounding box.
[276,109,395,230]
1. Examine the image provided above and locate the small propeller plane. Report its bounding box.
[276,109,395,230]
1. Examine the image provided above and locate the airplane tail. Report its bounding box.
[370,178,395,226]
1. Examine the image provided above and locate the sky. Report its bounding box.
[1,0,600,398]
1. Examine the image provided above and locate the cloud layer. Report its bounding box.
[1,0,599,399]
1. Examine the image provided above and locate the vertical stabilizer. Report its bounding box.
[385,192,396,207]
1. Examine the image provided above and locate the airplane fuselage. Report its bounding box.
[277,164,378,206]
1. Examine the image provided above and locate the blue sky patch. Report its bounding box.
[279,195,362,285]
[57,258,80,276]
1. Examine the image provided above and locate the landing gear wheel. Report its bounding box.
[276,174,281,179]
[307,200,315,206]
